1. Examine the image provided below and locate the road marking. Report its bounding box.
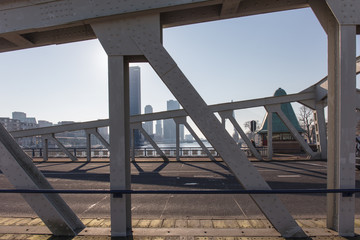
[232,196,248,218]
[298,162,326,167]
[277,175,301,178]
[184,183,198,186]
[81,195,108,214]
[159,195,173,219]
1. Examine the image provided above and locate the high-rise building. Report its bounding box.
[143,105,153,136]
[130,66,142,147]
[163,100,184,143]
[38,120,53,128]
[155,120,163,141]
[12,111,26,122]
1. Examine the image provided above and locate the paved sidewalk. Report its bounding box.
[1,217,360,239]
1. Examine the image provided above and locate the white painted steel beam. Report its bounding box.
[221,0,242,16]
[219,111,262,160]
[133,123,167,161]
[175,117,216,162]
[87,128,110,150]
[42,136,48,161]
[265,105,318,159]
[131,127,135,162]
[10,93,316,139]
[326,0,360,25]
[85,130,92,162]
[313,103,327,159]
[91,17,134,235]
[108,56,132,237]
[11,119,109,138]
[267,111,273,160]
[176,121,180,161]
[0,0,311,53]
[107,14,306,238]
[0,124,84,235]
[44,134,77,161]
[327,20,357,237]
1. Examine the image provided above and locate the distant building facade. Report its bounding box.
[143,105,153,137]
[163,100,184,143]
[130,66,142,147]
[155,120,163,141]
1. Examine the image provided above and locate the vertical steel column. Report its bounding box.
[108,56,132,236]
[175,117,216,161]
[220,111,262,160]
[266,105,318,159]
[124,14,305,238]
[86,130,92,162]
[267,111,273,160]
[327,22,356,236]
[131,128,136,162]
[313,103,327,159]
[92,14,305,238]
[92,129,110,150]
[176,121,180,161]
[136,123,167,160]
[42,136,48,161]
[45,134,78,161]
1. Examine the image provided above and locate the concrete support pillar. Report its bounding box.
[267,112,273,160]
[327,22,356,236]
[86,130,91,162]
[313,103,327,159]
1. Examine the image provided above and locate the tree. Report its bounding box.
[298,105,314,143]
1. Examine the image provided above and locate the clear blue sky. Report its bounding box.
[0,7,358,134]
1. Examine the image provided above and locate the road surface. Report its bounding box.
[1,160,359,220]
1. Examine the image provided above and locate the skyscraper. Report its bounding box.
[163,100,184,143]
[155,120,163,141]
[143,105,153,136]
[130,66,142,147]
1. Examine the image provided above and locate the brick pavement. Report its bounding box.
[1,217,360,239]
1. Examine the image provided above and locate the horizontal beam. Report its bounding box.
[0,0,310,53]
[11,119,109,138]
[11,91,315,138]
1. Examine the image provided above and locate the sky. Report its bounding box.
[0,7,359,136]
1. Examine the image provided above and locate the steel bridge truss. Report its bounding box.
[0,0,360,238]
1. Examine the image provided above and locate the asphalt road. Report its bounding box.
[1,160,360,219]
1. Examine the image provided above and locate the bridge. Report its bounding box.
[0,0,360,238]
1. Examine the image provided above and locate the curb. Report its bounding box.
[1,217,360,239]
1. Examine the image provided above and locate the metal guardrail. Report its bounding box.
[22,147,270,158]
[0,188,358,198]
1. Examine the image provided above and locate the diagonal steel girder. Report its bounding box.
[92,14,306,238]
[0,124,84,236]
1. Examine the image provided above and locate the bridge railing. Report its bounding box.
[22,146,269,159]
